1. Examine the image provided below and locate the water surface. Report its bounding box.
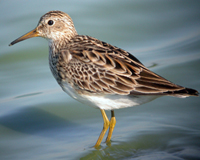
[0,1,200,160]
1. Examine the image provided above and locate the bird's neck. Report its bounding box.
[48,39,63,56]
[48,31,78,56]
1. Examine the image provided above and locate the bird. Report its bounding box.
[9,10,199,148]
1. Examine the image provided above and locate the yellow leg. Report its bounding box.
[106,110,116,143]
[94,109,109,148]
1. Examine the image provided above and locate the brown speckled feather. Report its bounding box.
[55,35,196,97]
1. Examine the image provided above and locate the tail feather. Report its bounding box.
[165,87,199,98]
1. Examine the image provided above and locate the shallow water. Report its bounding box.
[1,1,200,160]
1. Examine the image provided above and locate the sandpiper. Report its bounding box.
[9,11,198,148]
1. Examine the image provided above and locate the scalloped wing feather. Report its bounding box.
[57,35,195,97]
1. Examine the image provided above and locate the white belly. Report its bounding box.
[60,81,159,110]
[81,94,158,110]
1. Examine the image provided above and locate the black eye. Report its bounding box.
[48,20,54,26]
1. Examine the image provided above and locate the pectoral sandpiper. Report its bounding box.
[9,11,199,148]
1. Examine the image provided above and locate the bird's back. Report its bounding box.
[50,35,198,101]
